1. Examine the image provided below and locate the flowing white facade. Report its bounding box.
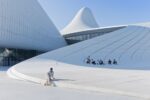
[7,22,150,100]
[5,5,150,100]
[61,7,99,34]
[0,0,66,51]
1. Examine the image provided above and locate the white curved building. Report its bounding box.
[62,7,125,44]
[61,7,99,34]
[0,0,67,66]
[6,6,150,100]
[7,23,150,98]
[0,0,66,51]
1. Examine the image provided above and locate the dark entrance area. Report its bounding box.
[0,48,43,66]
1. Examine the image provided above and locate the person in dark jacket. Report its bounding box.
[113,59,117,65]
[108,59,112,65]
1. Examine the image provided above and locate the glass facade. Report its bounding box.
[64,31,114,44]
[66,32,103,41]
[0,48,43,66]
[64,26,126,45]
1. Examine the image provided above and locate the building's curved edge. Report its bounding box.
[7,67,22,80]
[7,66,45,84]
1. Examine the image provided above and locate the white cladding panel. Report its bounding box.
[0,0,66,51]
[61,7,99,34]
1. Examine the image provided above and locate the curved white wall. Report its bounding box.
[0,0,66,51]
[61,7,99,34]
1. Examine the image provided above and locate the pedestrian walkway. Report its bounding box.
[7,58,150,100]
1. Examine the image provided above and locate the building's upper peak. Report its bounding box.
[61,7,99,35]
[79,7,91,15]
[0,0,67,51]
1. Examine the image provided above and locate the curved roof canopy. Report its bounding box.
[61,7,99,34]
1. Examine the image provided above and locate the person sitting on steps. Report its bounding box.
[113,59,117,65]
[91,59,96,65]
[108,59,112,65]
[86,56,91,64]
[99,59,104,65]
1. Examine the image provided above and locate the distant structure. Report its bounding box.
[62,7,126,44]
[61,7,99,34]
[0,0,66,66]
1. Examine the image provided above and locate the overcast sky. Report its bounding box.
[39,0,150,30]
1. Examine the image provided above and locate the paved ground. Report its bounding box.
[9,59,150,100]
[0,67,143,100]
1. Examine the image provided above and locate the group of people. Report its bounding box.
[44,56,118,85]
[85,56,118,65]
